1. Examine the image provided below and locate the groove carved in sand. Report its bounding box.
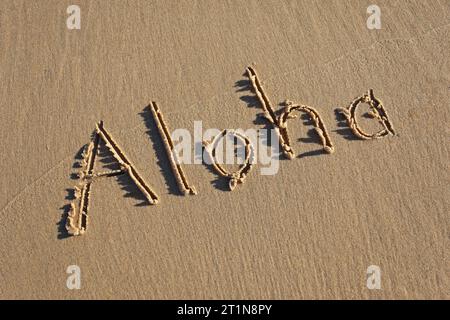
[148,102,197,195]
[279,101,335,154]
[246,66,335,157]
[337,89,395,139]
[66,121,159,236]
[202,130,255,191]
[246,66,295,159]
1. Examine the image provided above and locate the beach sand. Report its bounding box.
[0,0,448,299]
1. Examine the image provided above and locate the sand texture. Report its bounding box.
[0,0,449,299]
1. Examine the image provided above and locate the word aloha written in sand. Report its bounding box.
[66,66,395,236]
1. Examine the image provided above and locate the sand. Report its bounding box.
[0,0,448,299]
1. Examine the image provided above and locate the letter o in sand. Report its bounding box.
[203,129,255,191]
